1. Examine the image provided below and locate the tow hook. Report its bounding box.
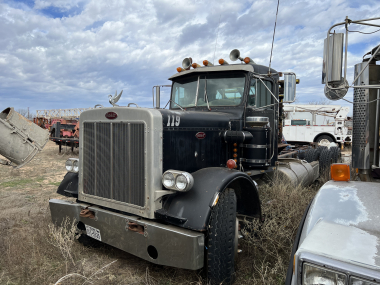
[80,208,95,219]
[128,222,144,234]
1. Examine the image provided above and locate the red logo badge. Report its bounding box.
[195,132,206,139]
[105,112,117,120]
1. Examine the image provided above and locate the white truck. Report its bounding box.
[282,104,351,146]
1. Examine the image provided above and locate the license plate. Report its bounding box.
[85,224,102,241]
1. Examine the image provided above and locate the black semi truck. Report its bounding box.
[50,49,318,285]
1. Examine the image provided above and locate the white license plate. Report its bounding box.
[85,224,102,241]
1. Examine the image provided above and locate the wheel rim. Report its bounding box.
[319,139,331,146]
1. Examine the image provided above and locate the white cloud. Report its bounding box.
[0,0,379,114]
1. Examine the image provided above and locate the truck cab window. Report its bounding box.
[248,78,273,108]
[171,73,246,109]
[171,76,198,108]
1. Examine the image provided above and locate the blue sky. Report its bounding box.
[0,0,379,116]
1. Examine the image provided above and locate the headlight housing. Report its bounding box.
[66,158,79,173]
[303,263,347,285]
[162,170,194,192]
[162,172,175,188]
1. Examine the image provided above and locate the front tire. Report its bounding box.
[207,189,237,285]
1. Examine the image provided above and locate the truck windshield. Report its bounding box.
[171,73,245,109]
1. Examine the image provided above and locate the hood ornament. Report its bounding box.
[108,90,123,107]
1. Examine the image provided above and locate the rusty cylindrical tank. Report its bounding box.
[0,107,49,168]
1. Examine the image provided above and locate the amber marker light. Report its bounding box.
[177,67,184,72]
[331,163,350,181]
[244,57,252,64]
[227,159,236,169]
[191,63,201,69]
[203,60,213,66]
[219,59,229,65]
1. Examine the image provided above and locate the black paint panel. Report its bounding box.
[57,172,78,197]
[159,109,243,173]
[162,129,226,173]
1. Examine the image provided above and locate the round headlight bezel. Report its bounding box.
[73,160,79,173]
[65,159,74,172]
[162,172,175,188]
[175,174,188,191]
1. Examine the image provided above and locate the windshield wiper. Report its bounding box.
[204,77,211,110]
[164,100,185,111]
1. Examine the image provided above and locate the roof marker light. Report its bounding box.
[191,63,201,69]
[177,67,184,73]
[203,60,213,66]
[219,59,229,65]
[244,57,255,64]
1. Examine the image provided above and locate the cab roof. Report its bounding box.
[168,63,278,80]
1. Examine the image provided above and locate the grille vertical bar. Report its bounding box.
[82,122,145,207]
[83,123,95,194]
[96,123,112,199]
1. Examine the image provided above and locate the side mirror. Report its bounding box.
[322,33,344,84]
[322,33,348,100]
[152,85,172,108]
[283,72,297,103]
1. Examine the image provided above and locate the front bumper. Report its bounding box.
[49,199,204,270]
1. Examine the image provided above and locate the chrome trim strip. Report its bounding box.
[241,144,271,149]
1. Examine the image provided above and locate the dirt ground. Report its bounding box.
[0,141,326,285]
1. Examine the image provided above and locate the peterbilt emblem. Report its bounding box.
[105,112,117,120]
[195,132,206,139]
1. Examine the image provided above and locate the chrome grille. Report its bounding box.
[82,122,145,207]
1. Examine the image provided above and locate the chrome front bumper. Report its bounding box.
[49,199,204,270]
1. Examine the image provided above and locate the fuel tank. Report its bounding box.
[159,109,242,173]
[268,158,319,187]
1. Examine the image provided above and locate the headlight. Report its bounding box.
[162,170,194,192]
[65,159,73,172]
[66,158,79,173]
[175,174,188,191]
[350,277,379,285]
[73,160,79,172]
[162,172,175,188]
[303,263,346,285]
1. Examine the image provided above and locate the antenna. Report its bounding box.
[269,0,280,74]
[213,14,222,65]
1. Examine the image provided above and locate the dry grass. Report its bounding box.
[234,175,324,285]
[0,141,329,285]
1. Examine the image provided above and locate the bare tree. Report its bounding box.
[15,108,35,120]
